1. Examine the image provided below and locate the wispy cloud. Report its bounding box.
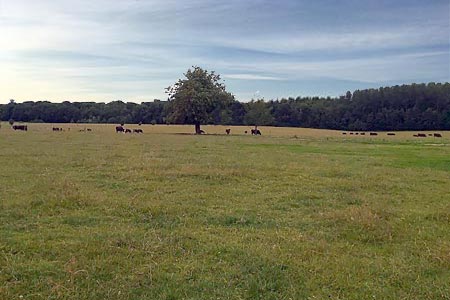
[0,0,448,102]
[207,25,448,54]
[224,74,283,81]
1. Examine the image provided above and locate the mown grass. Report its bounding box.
[1,124,449,299]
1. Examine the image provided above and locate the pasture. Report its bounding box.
[1,123,449,299]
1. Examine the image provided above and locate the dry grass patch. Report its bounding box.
[323,205,394,243]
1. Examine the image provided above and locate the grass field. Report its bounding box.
[1,123,449,299]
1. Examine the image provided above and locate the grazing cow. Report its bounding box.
[355,132,359,135]
[349,132,354,135]
[225,129,231,135]
[133,129,143,133]
[125,129,132,133]
[244,130,248,134]
[13,125,27,131]
[370,132,378,136]
[413,134,418,137]
[428,134,433,136]
[52,127,59,131]
[342,132,347,135]
[387,133,396,136]
[360,132,365,135]
[87,129,92,132]
[417,133,427,137]
[434,133,442,138]
[116,126,125,133]
[251,126,261,135]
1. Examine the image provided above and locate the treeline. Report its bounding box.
[1,82,449,130]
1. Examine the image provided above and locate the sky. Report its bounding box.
[0,0,449,103]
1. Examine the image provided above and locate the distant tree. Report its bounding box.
[220,109,233,125]
[2,100,16,122]
[345,91,352,100]
[230,101,246,125]
[166,66,235,134]
[244,100,274,126]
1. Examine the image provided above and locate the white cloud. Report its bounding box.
[219,51,449,83]
[205,25,449,54]
[224,74,283,81]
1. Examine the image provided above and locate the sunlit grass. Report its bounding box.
[1,123,449,299]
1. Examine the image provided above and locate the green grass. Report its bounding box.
[1,126,449,299]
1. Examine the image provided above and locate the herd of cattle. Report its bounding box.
[115,126,143,133]
[6,124,444,138]
[52,127,92,132]
[413,133,442,138]
[342,131,443,138]
[227,128,261,135]
[114,126,261,135]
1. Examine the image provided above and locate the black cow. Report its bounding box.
[133,129,143,133]
[116,126,125,133]
[13,125,27,131]
[125,129,132,133]
[417,133,427,137]
[251,129,261,135]
[434,133,442,138]
[387,133,396,136]
[360,132,366,135]
[370,132,378,136]
[225,129,231,135]
[342,132,347,135]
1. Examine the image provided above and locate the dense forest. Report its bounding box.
[1,82,449,131]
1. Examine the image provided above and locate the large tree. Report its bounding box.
[166,66,235,134]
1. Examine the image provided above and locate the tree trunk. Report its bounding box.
[195,122,201,134]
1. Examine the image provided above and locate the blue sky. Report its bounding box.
[0,0,449,103]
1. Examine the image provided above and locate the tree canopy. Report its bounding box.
[166,66,235,133]
[1,82,449,131]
